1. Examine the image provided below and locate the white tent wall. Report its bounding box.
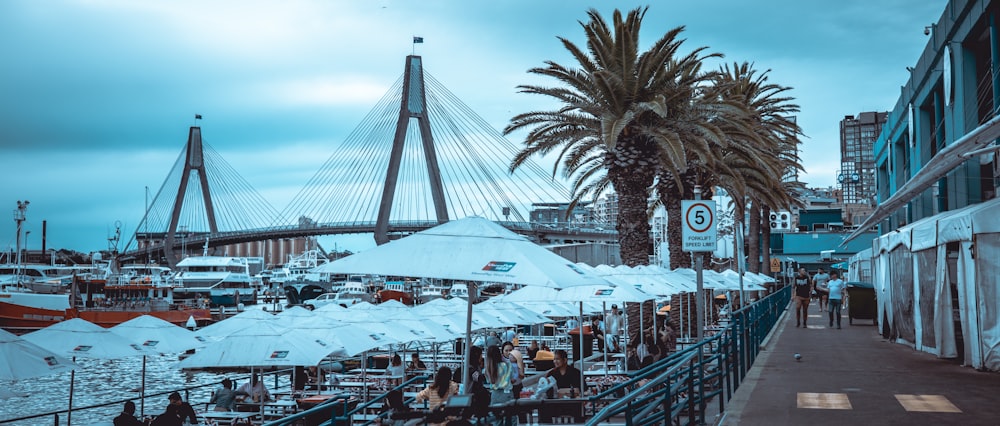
[914,248,936,353]
[933,245,957,358]
[876,249,893,339]
[889,247,916,345]
[973,233,1000,370]
[956,240,980,368]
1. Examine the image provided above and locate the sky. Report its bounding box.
[0,0,946,255]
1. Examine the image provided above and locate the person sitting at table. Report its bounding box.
[307,366,326,386]
[526,341,540,360]
[408,353,427,370]
[545,350,585,398]
[385,353,406,384]
[113,401,146,426]
[236,373,272,403]
[150,392,198,426]
[415,366,459,413]
[209,378,238,411]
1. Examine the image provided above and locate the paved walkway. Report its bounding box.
[719,300,1000,426]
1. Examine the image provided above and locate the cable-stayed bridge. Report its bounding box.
[123,56,614,267]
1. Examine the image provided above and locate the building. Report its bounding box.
[839,112,887,226]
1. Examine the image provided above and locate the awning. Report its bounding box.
[843,114,1000,245]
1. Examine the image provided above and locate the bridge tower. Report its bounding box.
[375,55,449,244]
[162,126,220,267]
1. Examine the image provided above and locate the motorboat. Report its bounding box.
[449,282,479,302]
[170,256,264,306]
[377,280,414,305]
[416,278,449,304]
[0,264,77,294]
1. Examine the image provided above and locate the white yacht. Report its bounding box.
[170,256,264,306]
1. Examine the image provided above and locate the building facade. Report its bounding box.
[840,112,886,226]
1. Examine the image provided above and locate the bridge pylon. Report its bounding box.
[162,126,220,267]
[375,55,448,244]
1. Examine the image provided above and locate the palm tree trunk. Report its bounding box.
[747,201,761,273]
[610,168,654,266]
[761,205,772,279]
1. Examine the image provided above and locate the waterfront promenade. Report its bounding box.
[719,301,1000,426]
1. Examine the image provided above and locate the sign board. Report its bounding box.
[681,200,717,252]
[770,258,781,273]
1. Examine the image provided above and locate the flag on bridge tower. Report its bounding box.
[195,114,202,120]
[413,36,423,44]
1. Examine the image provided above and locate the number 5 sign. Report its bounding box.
[681,200,717,252]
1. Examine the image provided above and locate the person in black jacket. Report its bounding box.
[113,401,146,426]
[150,392,198,426]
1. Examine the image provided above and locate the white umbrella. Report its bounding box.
[194,308,275,341]
[23,318,152,425]
[0,328,77,381]
[311,217,609,390]
[111,315,203,354]
[111,315,204,416]
[179,322,338,369]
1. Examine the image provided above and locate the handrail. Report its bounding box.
[262,375,430,426]
[585,285,791,425]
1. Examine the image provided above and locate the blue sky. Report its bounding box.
[0,0,945,255]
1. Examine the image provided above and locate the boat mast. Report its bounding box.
[13,200,29,284]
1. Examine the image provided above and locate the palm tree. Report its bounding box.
[505,7,718,266]
[712,63,803,273]
[657,62,802,271]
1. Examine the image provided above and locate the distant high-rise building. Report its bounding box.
[839,111,887,225]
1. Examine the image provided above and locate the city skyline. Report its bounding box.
[1,0,945,253]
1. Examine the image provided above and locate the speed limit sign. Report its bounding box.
[681,200,717,252]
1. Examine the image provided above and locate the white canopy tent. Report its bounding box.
[871,196,1000,370]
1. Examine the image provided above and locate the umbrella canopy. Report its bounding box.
[22,318,151,359]
[312,217,610,288]
[110,315,204,354]
[194,308,276,341]
[178,322,338,368]
[0,328,78,380]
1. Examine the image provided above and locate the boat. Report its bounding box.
[0,268,211,332]
[416,278,450,304]
[0,263,78,294]
[170,256,264,306]
[377,280,415,305]
[449,282,479,302]
[329,281,373,307]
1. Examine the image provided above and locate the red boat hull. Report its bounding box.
[378,289,413,305]
[0,299,211,332]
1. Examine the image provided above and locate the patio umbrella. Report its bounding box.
[194,308,276,341]
[22,318,152,425]
[311,216,610,390]
[111,315,204,416]
[0,328,77,381]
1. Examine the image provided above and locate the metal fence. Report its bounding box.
[585,284,790,425]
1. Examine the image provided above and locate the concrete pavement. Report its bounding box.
[718,299,1000,426]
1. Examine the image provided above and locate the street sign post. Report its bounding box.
[683,192,717,343]
[681,200,717,252]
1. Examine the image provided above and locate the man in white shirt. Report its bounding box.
[826,272,847,329]
[605,305,622,352]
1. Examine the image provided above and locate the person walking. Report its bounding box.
[826,271,847,329]
[793,267,813,328]
[813,268,831,312]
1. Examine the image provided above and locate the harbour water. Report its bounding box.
[0,352,289,426]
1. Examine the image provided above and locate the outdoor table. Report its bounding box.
[198,411,258,425]
[236,399,298,419]
[537,397,586,423]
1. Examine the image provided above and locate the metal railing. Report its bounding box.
[262,375,430,426]
[585,285,790,425]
